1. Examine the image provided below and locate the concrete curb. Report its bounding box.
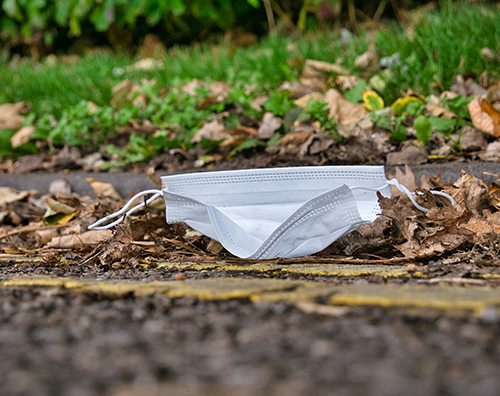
[1,162,499,197]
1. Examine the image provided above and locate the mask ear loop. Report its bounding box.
[386,179,455,212]
[88,189,162,230]
[351,179,455,213]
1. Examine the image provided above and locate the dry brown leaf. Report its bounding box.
[452,76,486,98]
[0,102,30,130]
[480,47,496,60]
[303,59,349,76]
[386,145,428,166]
[324,88,368,125]
[299,76,328,91]
[257,112,282,139]
[35,229,59,245]
[45,197,76,215]
[181,79,208,95]
[138,33,167,58]
[250,95,268,111]
[293,92,324,108]
[111,79,144,107]
[0,187,32,206]
[454,170,490,214]
[463,216,500,245]
[479,141,500,162]
[219,135,246,150]
[415,224,474,257]
[481,99,500,136]
[467,97,500,137]
[47,230,113,248]
[426,102,456,119]
[354,42,377,68]
[99,225,135,264]
[208,81,230,101]
[191,119,230,143]
[335,75,359,91]
[85,178,122,201]
[125,58,164,72]
[265,129,315,155]
[386,165,419,199]
[226,126,258,136]
[10,126,36,148]
[298,132,334,157]
[300,59,348,91]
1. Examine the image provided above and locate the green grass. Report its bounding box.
[2,2,500,163]
[0,52,128,116]
[4,2,500,117]
[376,2,500,101]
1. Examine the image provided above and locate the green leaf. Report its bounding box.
[69,13,81,35]
[0,17,19,38]
[362,91,384,111]
[446,95,474,119]
[391,96,423,116]
[263,91,296,117]
[344,79,367,103]
[246,0,260,7]
[170,0,186,16]
[55,0,71,24]
[389,127,408,142]
[3,0,22,19]
[229,138,261,157]
[90,0,115,31]
[429,117,456,132]
[414,115,432,146]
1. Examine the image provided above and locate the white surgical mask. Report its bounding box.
[88,166,454,259]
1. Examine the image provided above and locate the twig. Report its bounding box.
[183,255,417,266]
[348,0,357,31]
[373,0,388,22]
[270,0,296,30]
[389,0,404,23]
[417,278,486,285]
[263,0,276,32]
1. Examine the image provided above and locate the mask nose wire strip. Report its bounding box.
[87,189,162,230]
[351,179,455,213]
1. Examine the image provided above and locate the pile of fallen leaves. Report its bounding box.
[1,166,500,277]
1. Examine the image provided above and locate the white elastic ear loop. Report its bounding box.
[386,179,455,212]
[351,179,455,213]
[88,189,162,230]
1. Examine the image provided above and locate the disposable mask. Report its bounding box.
[88,166,453,259]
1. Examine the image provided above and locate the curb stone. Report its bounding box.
[0,162,499,197]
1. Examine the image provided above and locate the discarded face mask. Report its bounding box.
[88,166,454,259]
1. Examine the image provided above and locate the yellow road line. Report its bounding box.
[2,275,500,317]
[158,262,414,278]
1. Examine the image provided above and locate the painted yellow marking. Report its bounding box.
[2,275,500,317]
[159,262,413,278]
[328,283,500,314]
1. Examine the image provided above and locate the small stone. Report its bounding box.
[479,141,500,162]
[406,264,417,272]
[386,144,428,166]
[460,126,487,152]
[174,273,186,281]
[480,307,500,324]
